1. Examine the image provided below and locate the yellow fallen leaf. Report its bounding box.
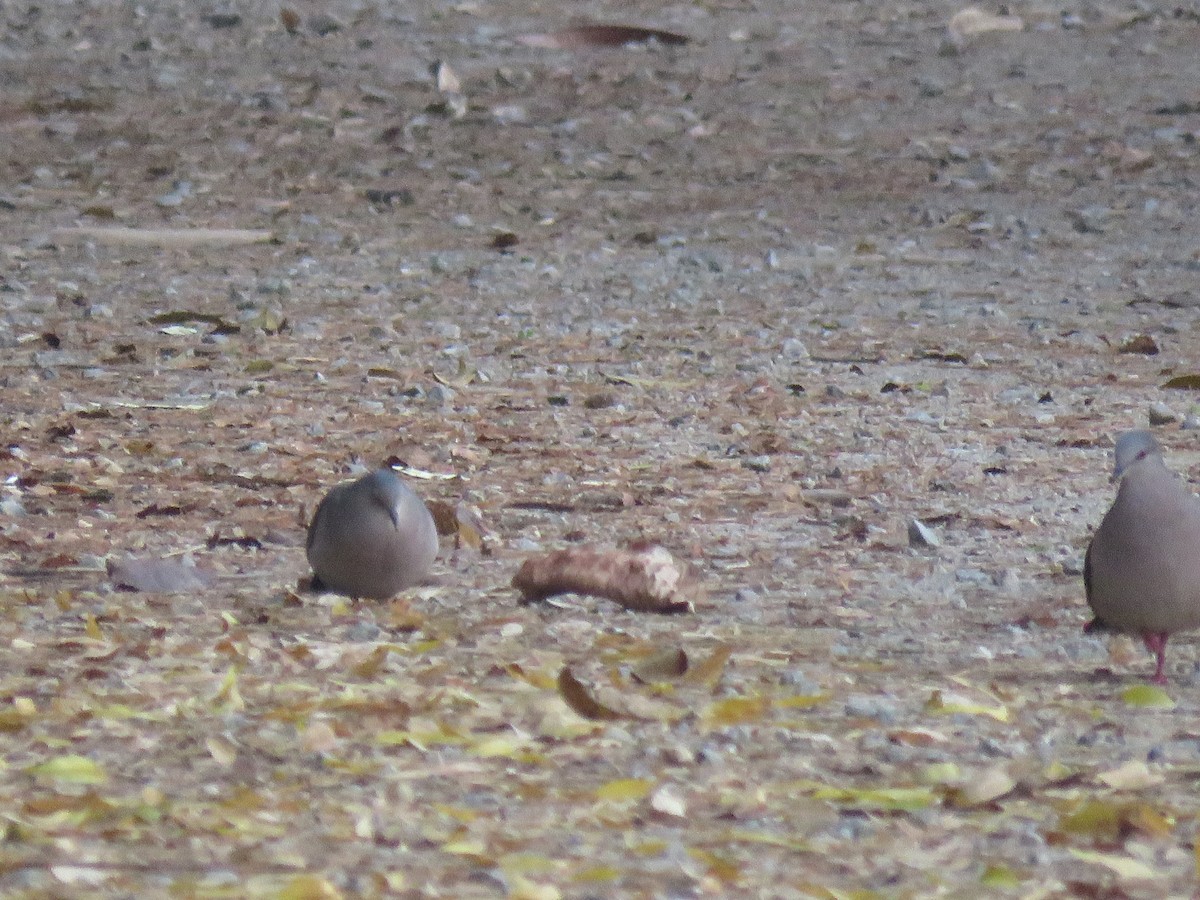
[683,644,732,689]
[506,663,557,690]
[536,706,603,740]
[374,872,405,891]
[83,612,103,641]
[688,847,741,883]
[0,698,36,732]
[1121,684,1175,708]
[384,600,424,631]
[811,785,936,812]
[442,839,488,856]
[277,874,343,900]
[980,863,1023,887]
[376,721,467,750]
[350,645,390,679]
[701,695,768,729]
[498,853,557,875]
[212,665,244,712]
[925,690,1008,721]
[776,693,830,709]
[595,778,654,802]
[1060,799,1121,841]
[1057,799,1172,842]
[28,754,108,785]
[574,866,620,883]
[1068,848,1159,880]
[1124,803,1174,838]
[919,762,961,785]
[471,734,534,760]
[206,735,237,767]
[723,828,812,852]
[507,875,561,900]
[433,804,479,824]
[1042,760,1076,783]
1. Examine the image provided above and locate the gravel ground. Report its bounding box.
[3,0,1200,896]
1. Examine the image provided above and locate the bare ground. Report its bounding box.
[3,0,1200,896]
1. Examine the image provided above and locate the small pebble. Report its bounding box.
[844,694,898,724]
[0,497,27,517]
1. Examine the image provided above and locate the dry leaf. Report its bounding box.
[1067,848,1159,881]
[52,226,273,246]
[206,735,238,767]
[925,690,1009,721]
[1121,684,1174,708]
[947,7,1024,43]
[1162,374,1200,390]
[683,644,732,689]
[517,25,688,50]
[630,647,689,683]
[28,754,109,785]
[649,783,687,819]
[107,555,214,593]
[557,667,626,721]
[595,777,653,802]
[513,544,693,613]
[433,60,461,94]
[947,764,1015,806]
[1118,333,1159,355]
[302,721,339,754]
[1096,760,1163,790]
[701,695,768,729]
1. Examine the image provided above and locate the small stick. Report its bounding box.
[512,543,693,614]
[53,227,274,247]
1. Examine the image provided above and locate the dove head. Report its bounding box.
[365,468,403,498]
[1111,430,1162,481]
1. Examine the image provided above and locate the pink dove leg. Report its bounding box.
[1142,632,1169,685]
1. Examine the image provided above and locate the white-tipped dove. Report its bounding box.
[307,469,438,600]
[1085,430,1200,684]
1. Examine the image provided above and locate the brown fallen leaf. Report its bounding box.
[426,500,458,537]
[557,667,626,721]
[682,644,732,690]
[630,647,689,683]
[512,543,693,614]
[1118,333,1159,355]
[516,24,689,50]
[1163,374,1200,390]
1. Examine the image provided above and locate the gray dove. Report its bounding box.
[307,468,438,600]
[1084,430,1200,684]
